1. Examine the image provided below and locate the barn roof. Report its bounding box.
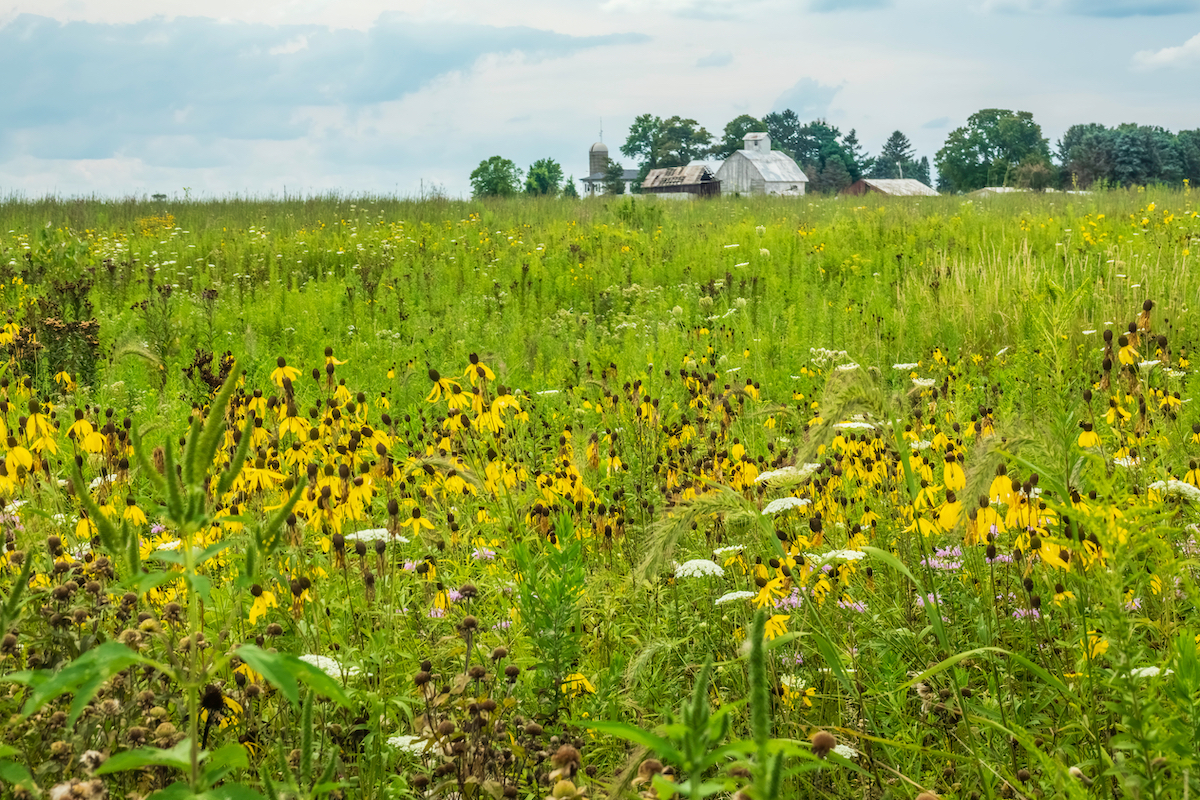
[859,178,938,196]
[642,164,717,189]
[728,149,809,184]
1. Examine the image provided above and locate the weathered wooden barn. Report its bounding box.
[640,165,720,197]
[714,133,808,196]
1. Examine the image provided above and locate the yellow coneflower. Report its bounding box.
[270,356,300,388]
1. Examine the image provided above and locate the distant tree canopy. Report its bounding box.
[1058,123,1200,189]
[712,114,766,160]
[935,109,1051,193]
[470,156,522,198]
[524,158,564,196]
[620,114,714,172]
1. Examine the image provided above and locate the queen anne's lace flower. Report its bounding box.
[715,590,756,605]
[675,559,725,578]
[755,463,821,485]
[762,496,811,515]
[298,654,359,678]
[1148,479,1200,503]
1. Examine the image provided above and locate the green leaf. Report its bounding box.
[748,610,769,751]
[0,760,35,789]
[0,551,34,630]
[121,570,184,597]
[163,439,185,522]
[809,630,855,697]
[97,739,194,775]
[216,410,256,497]
[235,646,351,709]
[195,364,241,480]
[181,415,203,487]
[0,744,18,759]
[201,742,249,786]
[151,541,233,567]
[861,545,947,647]
[72,461,122,555]
[129,422,167,496]
[17,641,147,727]
[585,720,684,764]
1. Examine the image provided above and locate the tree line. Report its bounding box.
[469,108,1200,197]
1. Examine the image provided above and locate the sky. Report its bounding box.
[1,0,1198,198]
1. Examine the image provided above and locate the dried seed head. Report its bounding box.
[810,730,836,758]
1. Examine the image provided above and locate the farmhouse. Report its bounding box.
[640,164,720,197]
[714,132,808,196]
[580,141,638,196]
[841,178,938,197]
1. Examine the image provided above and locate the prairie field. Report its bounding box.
[0,189,1198,800]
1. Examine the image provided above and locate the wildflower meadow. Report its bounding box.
[0,188,1198,800]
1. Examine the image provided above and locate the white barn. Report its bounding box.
[715,133,808,196]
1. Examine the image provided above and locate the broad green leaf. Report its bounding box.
[235,646,351,709]
[18,641,147,727]
[585,720,684,764]
[861,545,947,647]
[97,739,195,775]
[151,541,233,567]
[201,742,249,786]
[0,760,35,788]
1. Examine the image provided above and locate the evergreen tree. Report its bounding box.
[602,159,627,195]
[562,176,580,198]
[762,109,802,159]
[840,129,870,181]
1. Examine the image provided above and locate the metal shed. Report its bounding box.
[841,178,938,197]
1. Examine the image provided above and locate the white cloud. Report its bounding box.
[269,34,309,55]
[1133,31,1200,69]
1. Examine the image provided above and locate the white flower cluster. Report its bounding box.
[809,347,849,366]
[806,550,866,565]
[834,420,875,430]
[892,362,919,370]
[298,654,359,679]
[762,496,812,516]
[755,463,822,485]
[386,734,427,755]
[675,559,726,579]
[911,377,936,389]
[715,590,756,606]
[345,527,406,543]
[1148,479,1200,503]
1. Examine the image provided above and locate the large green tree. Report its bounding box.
[621,114,713,171]
[935,109,1051,192]
[524,158,564,196]
[713,114,765,159]
[469,156,522,198]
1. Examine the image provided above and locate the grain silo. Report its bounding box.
[589,142,609,179]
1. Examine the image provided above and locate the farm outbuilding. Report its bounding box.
[714,133,808,196]
[841,178,938,197]
[640,165,720,197]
